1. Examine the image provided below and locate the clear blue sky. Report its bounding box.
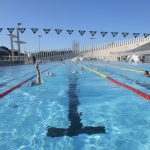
[0,0,150,52]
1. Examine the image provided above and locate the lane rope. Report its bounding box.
[0,67,51,99]
[111,66,144,73]
[94,63,146,73]
[0,75,36,98]
[91,64,150,91]
[83,66,107,78]
[83,66,150,101]
[0,72,33,87]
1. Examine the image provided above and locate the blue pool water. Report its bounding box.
[0,61,150,150]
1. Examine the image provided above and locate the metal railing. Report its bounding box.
[0,56,25,61]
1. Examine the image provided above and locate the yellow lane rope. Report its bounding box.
[82,65,150,101]
[83,66,107,78]
[111,66,144,73]
[94,63,145,73]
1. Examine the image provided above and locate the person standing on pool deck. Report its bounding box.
[32,56,36,64]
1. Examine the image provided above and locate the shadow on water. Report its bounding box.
[47,74,105,137]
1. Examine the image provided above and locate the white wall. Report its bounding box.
[82,37,150,61]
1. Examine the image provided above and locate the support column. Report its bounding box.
[10,34,14,61]
[16,28,21,62]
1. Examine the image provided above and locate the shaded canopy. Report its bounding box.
[0,46,11,56]
[0,46,24,56]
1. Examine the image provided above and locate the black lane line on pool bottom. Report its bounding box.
[47,74,105,137]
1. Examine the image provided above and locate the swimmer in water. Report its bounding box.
[71,70,76,74]
[60,57,65,64]
[45,71,56,76]
[28,63,42,86]
[71,70,83,74]
[144,70,150,77]
[79,71,83,74]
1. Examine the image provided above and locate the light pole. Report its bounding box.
[90,37,95,58]
[17,23,22,63]
[38,35,42,51]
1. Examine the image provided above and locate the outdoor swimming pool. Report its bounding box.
[0,61,150,150]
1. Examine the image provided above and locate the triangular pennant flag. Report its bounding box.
[122,32,129,38]
[67,30,74,35]
[7,28,14,33]
[101,32,108,37]
[0,28,2,32]
[78,30,86,36]
[111,32,118,37]
[89,31,97,36]
[144,33,150,38]
[31,28,38,34]
[55,29,62,35]
[133,33,140,38]
[19,28,26,33]
[43,29,51,34]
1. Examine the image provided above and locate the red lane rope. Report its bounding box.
[0,68,50,99]
[0,76,36,98]
[107,76,150,101]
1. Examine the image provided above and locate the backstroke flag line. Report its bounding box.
[0,27,150,38]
